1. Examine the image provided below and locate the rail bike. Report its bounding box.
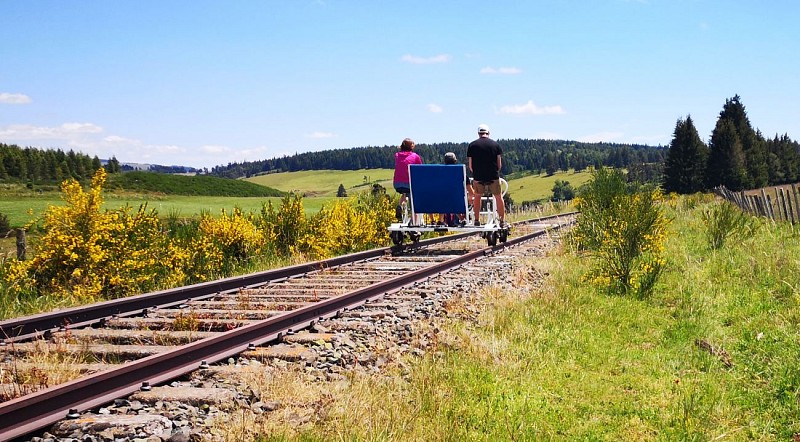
[387,164,511,247]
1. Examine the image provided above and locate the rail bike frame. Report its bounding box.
[387,164,510,247]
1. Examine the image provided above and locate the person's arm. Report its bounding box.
[468,157,474,174]
[496,155,502,174]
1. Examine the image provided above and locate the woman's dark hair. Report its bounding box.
[400,138,415,151]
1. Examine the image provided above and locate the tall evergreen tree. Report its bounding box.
[707,118,748,191]
[717,95,768,188]
[662,116,709,194]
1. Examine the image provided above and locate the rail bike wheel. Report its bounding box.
[487,232,498,247]
[390,231,404,246]
[499,229,508,243]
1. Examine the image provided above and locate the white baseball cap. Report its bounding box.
[478,124,490,133]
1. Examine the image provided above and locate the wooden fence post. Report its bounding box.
[16,228,26,261]
[784,187,795,224]
[793,184,800,224]
[762,189,774,220]
[779,188,788,222]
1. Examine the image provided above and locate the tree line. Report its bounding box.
[0,144,123,184]
[210,140,667,180]
[663,95,800,193]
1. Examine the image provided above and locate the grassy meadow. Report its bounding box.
[223,195,800,441]
[245,169,395,197]
[246,168,594,204]
[506,169,593,204]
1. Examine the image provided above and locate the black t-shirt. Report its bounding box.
[467,137,502,182]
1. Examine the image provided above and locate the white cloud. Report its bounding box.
[104,135,137,144]
[400,54,452,64]
[0,93,31,104]
[0,122,104,139]
[306,131,336,139]
[480,66,522,75]
[427,103,443,113]
[0,121,274,168]
[61,122,103,134]
[497,100,565,115]
[201,145,229,154]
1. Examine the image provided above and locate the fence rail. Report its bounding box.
[714,184,800,224]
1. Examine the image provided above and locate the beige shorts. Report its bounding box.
[472,179,501,195]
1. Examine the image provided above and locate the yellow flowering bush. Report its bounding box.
[569,168,670,298]
[186,208,265,278]
[258,194,308,257]
[2,177,395,309]
[3,169,187,301]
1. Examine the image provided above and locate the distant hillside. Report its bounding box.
[211,139,667,180]
[246,169,394,197]
[106,171,284,197]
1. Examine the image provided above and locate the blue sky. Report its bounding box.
[1,1,798,169]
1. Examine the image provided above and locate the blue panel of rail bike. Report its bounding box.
[388,164,510,247]
[409,164,469,215]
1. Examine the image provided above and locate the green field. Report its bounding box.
[505,170,593,203]
[245,169,394,197]
[246,168,592,203]
[0,194,328,229]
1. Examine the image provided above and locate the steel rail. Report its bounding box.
[0,213,573,440]
[0,212,572,342]
[0,230,477,343]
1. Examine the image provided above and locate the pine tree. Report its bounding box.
[717,95,768,188]
[663,116,709,194]
[707,119,748,191]
[336,184,347,197]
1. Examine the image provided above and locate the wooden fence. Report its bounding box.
[714,184,800,224]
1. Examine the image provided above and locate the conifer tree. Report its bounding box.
[706,119,748,191]
[663,115,709,194]
[717,95,768,188]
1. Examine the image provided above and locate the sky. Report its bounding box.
[1,1,798,170]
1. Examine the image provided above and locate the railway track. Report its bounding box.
[0,213,574,441]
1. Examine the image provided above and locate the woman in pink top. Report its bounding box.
[393,138,423,210]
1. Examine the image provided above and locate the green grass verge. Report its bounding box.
[264,195,800,441]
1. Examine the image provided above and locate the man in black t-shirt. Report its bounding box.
[467,124,505,226]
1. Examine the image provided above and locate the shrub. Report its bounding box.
[185,208,266,278]
[701,200,756,250]
[257,194,307,258]
[0,212,9,235]
[302,190,392,259]
[569,168,669,298]
[551,180,575,202]
[3,169,189,301]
